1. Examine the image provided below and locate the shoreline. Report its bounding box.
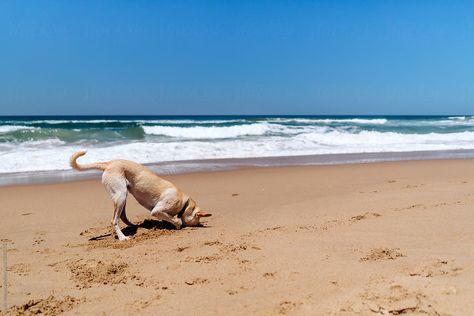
[2,148,474,187]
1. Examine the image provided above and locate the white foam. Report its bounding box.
[142,123,272,139]
[2,117,474,174]
[267,118,388,125]
[319,118,388,124]
[140,119,246,124]
[0,125,36,133]
[294,130,474,150]
[448,116,470,120]
[2,129,474,174]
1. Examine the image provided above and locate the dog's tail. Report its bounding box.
[70,151,108,171]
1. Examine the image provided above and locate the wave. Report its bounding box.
[2,116,474,147]
[447,116,474,120]
[447,116,474,123]
[316,118,388,124]
[405,119,474,126]
[294,130,474,149]
[0,125,37,133]
[141,119,247,125]
[142,123,272,139]
[266,118,388,125]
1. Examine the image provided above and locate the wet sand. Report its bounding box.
[1,159,474,315]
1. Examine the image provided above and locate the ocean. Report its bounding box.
[1,115,474,184]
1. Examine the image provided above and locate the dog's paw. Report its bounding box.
[173,221,182,230]
[118,236,130,241]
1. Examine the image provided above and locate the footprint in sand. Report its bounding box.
[5,295,84,315]
[33,232,46,246]
[340,283,440,315]
[203,240,222,246]
[277,301,302,315]
[175,246,190,252]
[226,286,247,296]
[360,248,405,262]
[130,294,161,311]
[409,259,463,278]
[185,278,209,286]
[263,272,277,279]
[350,212,381,222]
[7,263,31,276]
[186,254,222,263]
[187,241,258,264]
[405,184,424,189]
[33,238,45,246]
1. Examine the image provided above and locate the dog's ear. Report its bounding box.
[196,210,212,217]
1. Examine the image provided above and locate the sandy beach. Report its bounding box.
[1,159,474,315]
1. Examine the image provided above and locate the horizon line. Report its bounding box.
[0,114,472,118]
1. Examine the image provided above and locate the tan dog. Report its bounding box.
[70,151,211,241]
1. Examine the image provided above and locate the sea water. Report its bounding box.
[1,115,474,182]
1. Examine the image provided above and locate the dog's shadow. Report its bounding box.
[88,219,205,241]
[123,219,178,236]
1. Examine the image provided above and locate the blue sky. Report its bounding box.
[1,1,473,115]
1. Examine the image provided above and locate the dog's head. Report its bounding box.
[182,198,212,227]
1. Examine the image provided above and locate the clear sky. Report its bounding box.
[1,1,473,115]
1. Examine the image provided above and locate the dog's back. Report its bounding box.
[105,159,179,209]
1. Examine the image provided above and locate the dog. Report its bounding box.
[70,151,211,241]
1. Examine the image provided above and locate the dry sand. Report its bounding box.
[1,159,474,315]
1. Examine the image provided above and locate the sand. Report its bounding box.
[1,159,474,315]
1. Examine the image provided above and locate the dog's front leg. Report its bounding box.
[119,201,135,227]
[151,206,182,230]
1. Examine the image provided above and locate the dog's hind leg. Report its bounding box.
[119,200,135,227]
[103,173,129,241]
